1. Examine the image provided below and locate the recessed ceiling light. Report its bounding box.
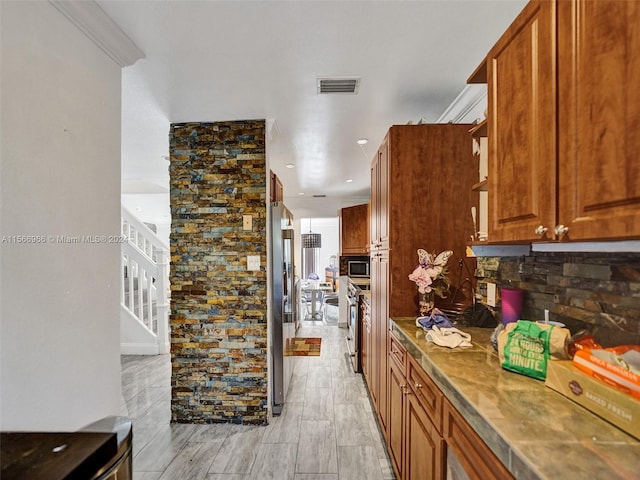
[346,178,353,183]
[298,192,305,196]
[286,163,295,169]
[357,138,368,145]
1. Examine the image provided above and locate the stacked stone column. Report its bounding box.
[169,120,268,425]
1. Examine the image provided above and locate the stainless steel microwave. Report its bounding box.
[348,260,370,278]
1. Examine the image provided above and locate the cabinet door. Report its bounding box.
[340,203,370,255]
[370,250,389,434]
[487,0,557,242]
[407,356,442,434]
[377,251,389,434]
[557,0,640,241]
[370,139,389,250]
[388,355,405,479]
[405,392,445,480]
[443,400,513,480]
[270,170,284,203]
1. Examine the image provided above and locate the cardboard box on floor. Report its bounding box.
[545,359,640,440]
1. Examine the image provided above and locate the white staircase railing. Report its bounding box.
[120,206,169,354]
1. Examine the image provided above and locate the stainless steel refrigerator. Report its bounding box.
[271,202,296,415]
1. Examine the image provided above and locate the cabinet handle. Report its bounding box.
[414,383,423,389]
[534,225,548,236]
[554,224,569,237]
[400,384,412,395]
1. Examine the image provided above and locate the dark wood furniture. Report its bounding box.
[476,0,640,243]
[387,332,512,480]
[557,0,640,241]
[484,0,556,243]
[339,203,370,255]
[443,399,514,480]
[388,334,446,480]
[1,432,117,480]
[368,124,478,443]
[269,170,283,203]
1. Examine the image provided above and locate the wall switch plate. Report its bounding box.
[487,282,497,307]
[247,255,260,271]
[243,214,252,231]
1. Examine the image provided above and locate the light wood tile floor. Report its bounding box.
[121,312,396,480]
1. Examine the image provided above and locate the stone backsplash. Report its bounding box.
[476,251,640,343]
[169,120,268,425]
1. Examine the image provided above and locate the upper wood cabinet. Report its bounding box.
[481,0,640,243]
[557,0,640,241]
[486,0,557,243]
[370,125,478,318]
[370,139,390,251]
[269,170,283,203]
[339,203,370,255]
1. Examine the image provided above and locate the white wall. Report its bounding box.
[295,217,339,280]
[0,1,122,430]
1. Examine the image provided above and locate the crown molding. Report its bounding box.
[50,0,145,67]
[437,84,487,124]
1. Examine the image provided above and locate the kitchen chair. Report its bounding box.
[322,291,339,319]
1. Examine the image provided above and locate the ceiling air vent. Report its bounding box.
[312,194,327,198]
[317,77,360,95]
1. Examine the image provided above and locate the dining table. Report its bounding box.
[300,280,333,320]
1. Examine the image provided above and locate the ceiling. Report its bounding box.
[102,0,526,226]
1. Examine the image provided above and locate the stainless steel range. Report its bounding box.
[345,281,361,372]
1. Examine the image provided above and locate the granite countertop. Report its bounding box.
[390,317,640,480]
[349,277,371,287]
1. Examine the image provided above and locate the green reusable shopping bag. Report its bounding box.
[501,320,553,380]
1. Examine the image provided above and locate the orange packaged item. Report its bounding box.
[572,345,640,399]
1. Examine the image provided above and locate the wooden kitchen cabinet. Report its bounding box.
[387,334,445,480]
[369,125,477,322]
[481,0,640,243]
[369,248,389,432]
[386,331,517,480]
[406,391,445,480]
[443,398,514,480]
[269,170,283,203]
[368,124,477,443]
[557,0,640,241]
[388,344,405,478]
[485,0,556,243]
[370,139,389,251]
[340,203,370,255]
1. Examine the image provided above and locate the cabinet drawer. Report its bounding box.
[407,355,442,434]
[389,333,406,372]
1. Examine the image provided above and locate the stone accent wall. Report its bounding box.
[476,252,640,343]
[169,120,268,425]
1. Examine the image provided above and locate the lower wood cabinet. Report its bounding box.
[406,391,444,480]
[388,353,405,477]
[388,334,444,480]
[385,333,512,480]
[442,399,514,480]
